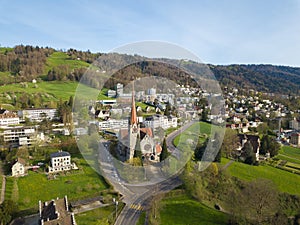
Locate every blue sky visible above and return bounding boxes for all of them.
[1,0,300,66]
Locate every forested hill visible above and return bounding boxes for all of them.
[0,45,299,95]
[209,64,300,95]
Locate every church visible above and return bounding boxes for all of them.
[118,86,160,161]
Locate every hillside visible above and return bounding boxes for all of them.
[0,45,300,96]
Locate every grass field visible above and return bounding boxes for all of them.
[76,202,124,225]
[279,145,300,161]
[76,205,114,225]
[158,194,228,225]
[0,81,112,109]
[44,52,90,73]
[0,47,13,54]
[173,122,212,146]
[225,160,300,195]
[5,158,109,210]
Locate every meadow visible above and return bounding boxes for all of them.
[225,159,300,195]
[0,81,113,109]
[44,51,90,73]
[158,194,228,225]
[76,202,124,225]
[173,121,212,147]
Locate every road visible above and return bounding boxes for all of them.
[114,176,182,225]
[97,120,196,225]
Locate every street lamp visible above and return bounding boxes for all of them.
[113,198,118,219]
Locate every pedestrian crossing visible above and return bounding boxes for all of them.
[130,203,143,211]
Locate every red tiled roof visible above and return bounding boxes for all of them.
[140,127,153,138]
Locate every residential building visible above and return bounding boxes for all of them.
[290,118,300,130]
[0,111,20,127]
[97,119,128,130]
[237,134,260,161]
[1,126,36,146]
[116,83,123,96]
[107,89,116,98]
[19,108,57,122]
[48,151,76,173]
[290,133,300,147]
[39,196,76,225]
[11,158,26,177]
[95,110,110,120]
[144,114,177,130]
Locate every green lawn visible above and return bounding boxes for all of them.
[159,194,228,225]
[0,47,13,54]
[76,205,114,225]
[5,158,109,210]
[76,202,124,225]
[0,81,111,108]
[226,160,300,195]
[173,122,212,147]
[137,211,146,225]
[279,145,300,161]
[4,177,14,200]
[45,52,90,73]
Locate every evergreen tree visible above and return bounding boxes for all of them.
[260,135,280,157]
[194,139,208,161]
[201,105,208,122]
[243,141,256,165]
[260,135,270,155]
[160,138,169,162]
[164,102,172,116]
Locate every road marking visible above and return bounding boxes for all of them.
[130,204,143,211]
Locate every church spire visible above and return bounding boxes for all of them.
[130,81,138,125]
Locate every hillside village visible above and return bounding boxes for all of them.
[0,79,299,224]
[0,48,299,225]
[0,80,299,174]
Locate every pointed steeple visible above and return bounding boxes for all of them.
[130,81,138,125]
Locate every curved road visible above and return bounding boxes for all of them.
[97,120,196,225]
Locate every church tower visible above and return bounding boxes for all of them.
[128,83,139,160]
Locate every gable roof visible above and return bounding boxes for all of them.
[50,151,70,158]
[41,197,75,225]
[140,127,153,139]
[238,134,260,153]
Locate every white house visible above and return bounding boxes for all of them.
[0,112,20,127]
[97,119,128,130]
[48,151,77,173]
[19,108,57,122]
[1,126,36,146]
[12,158,26,177]
[144,115,177,130]
[95,110,110,120]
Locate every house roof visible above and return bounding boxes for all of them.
[140,127,153,138]
[41,197,74,225]
[0,112,18,119]
[50,151,70,158]
[17,157,26,165]
[239,134,260,152]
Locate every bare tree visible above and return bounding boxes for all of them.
[229,179,279,224]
